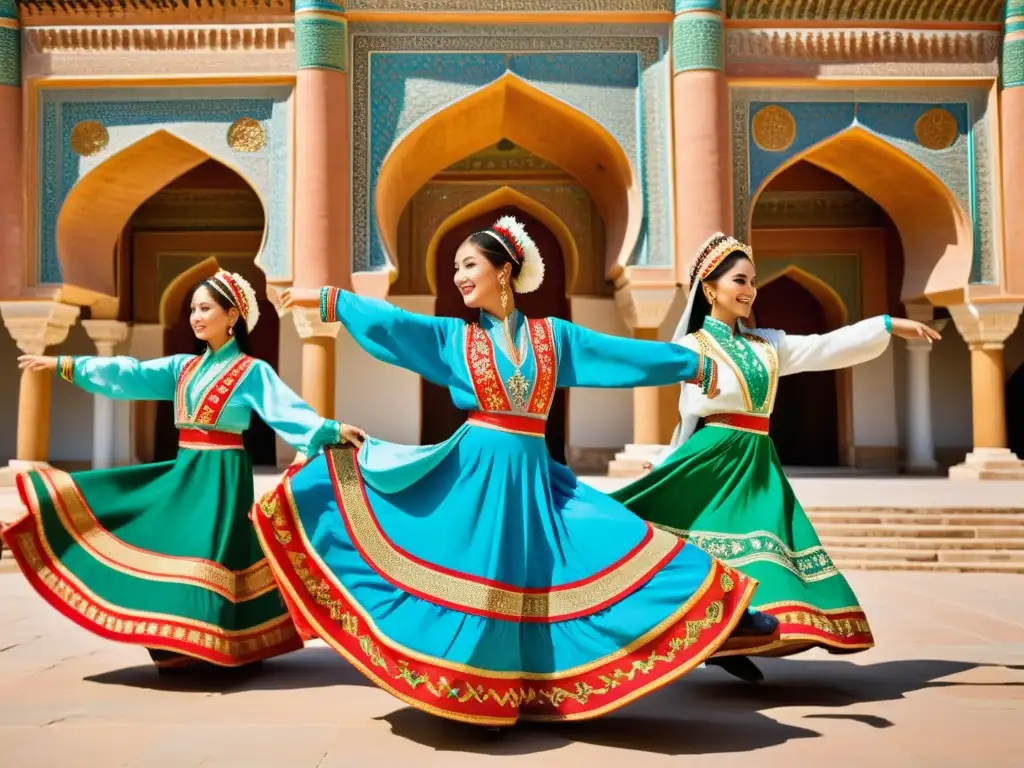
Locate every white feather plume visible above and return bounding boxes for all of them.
[492,215,545,294]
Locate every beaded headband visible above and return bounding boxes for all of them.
[689,232,754,286]
[207,270,261,332]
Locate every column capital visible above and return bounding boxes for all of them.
[82,319,130,356]
[292,307,342,340]
[1003,0,1024,88]
[0,0,20,88]
[613,283,680,332]
[672,1,723,75]
[949,302,1023,350]
[295,0,347,73]
[0,301,81,355]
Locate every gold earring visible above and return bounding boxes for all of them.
[499,277,509,311]
[228,325,235,336]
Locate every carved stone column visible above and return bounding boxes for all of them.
[0,1,24,299]
[82,320,130,470]
[0,302,81,484]
[608,284,681,477]
[292,308,341,422]
[293,0,349,420]
[948,302,1024,479]
[671,0,731,269]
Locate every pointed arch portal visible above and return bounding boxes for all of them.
[375,74,641,282]
[56,130,267,301]
[749,126,972,304]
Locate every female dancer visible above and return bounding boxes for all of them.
[254,216,779,727]
[4,270,365,672]
[613,232,941,682]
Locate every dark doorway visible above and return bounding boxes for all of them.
[753,275,839,466]
[1008,364,1024,460]
[423,205,570,464]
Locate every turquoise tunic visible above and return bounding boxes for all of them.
[3,340,341,667]
[253,288,760,726]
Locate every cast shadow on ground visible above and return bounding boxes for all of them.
[376,657,1023,756]
[84,645,376,693]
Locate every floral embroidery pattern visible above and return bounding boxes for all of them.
[653,526,839,583]
[527,318,556,415]
[466,323,513,412]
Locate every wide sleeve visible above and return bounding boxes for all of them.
[240,361,342,456]
[761,315,893,376]
[320,287,458,387]
[56,354,187,401]
[552,318,717,394]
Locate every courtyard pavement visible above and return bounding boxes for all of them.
[0,570,1022,767]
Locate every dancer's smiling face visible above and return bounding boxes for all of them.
[453,239,513,311]
[190,284,239,347]
[704,253,757,322]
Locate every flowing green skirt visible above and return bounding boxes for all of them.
[1,449,301,667]
[612,425,873,658]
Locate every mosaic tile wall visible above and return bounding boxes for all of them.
[731,88,994,283]
[351,24,672,274]
[38,86,293,284]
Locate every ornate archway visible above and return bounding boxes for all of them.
[56,130,268,303]
[376,73,640,284]
[749,126,972,305]
[424,186,580,295]
[754,267,851,467]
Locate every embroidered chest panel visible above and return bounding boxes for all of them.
[175,354,255,427]
[465,318,556,417]
[694,329,778,414]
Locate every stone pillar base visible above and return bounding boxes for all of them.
[948,448,1024,480]
[0,460,49,488]
[608,443,667,478]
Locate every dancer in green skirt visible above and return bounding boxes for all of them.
[612,233,941,682]
[3,270,366,673]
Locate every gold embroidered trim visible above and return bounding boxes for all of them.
[326,446,680,621]
[743,332,780,413]
[31,469,276,603]
[266,480,753,684]
[694,330,753,411]
[10,528,297,661]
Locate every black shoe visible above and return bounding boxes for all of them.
[733,609,779,637]
[706,656,764,683]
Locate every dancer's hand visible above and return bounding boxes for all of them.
[890,318,942,344]
[279,287,321,310]
[340,423,367,448]
[18,355,58,373]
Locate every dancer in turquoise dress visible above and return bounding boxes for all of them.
[254,216,779,726]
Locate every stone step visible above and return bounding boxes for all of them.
[813,524,1024,540]
[806,510,1024,526]
[818,535,1024,550]
[827,546,1024,563]
[831,559,1024,574]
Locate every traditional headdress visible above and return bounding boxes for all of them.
[477,215,545,294]
[207,270,261,332]
[670,232,753,344]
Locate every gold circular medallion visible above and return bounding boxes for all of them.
[752,105,796,152]
[914,108,958,151]
[69,120,109,157]
[227,117,266,153]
